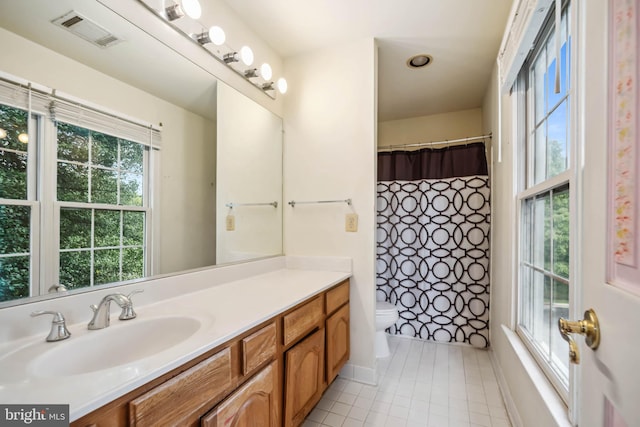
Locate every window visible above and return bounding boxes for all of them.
[57,123,147,289]
[516,3,572,396]
[0,104,33,302]
[0,76,159,303]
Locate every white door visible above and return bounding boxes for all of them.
[573,1,640,426]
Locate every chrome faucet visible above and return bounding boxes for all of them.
[88,290,143,330]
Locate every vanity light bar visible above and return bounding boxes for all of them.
[137,0,287,99]
[244,68,259,78]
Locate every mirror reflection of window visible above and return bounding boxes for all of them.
[0,78,159,303]
[57,123,148,290]
[0,104,31,302]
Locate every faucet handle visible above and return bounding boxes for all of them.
[127,289,144,299]
[48,284,68,293]
[120,289,143,320]
[31,310,71,342]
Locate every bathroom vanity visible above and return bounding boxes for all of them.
[0,259,350,427]
[75,279,350,427]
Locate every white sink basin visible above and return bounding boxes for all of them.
[0,315,205,383]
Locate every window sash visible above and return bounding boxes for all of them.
[0,200,39,301]
[516,0,573,403]
[55,122,149,207]
[56,204,148,289]
[53,121,151,291]
[525,7,571,189]
[518,181,571,393]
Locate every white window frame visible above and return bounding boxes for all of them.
[514,0,578,404]
[0,104,41,300]
[51,122,151,289]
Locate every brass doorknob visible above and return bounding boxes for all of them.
[558,308,600,364]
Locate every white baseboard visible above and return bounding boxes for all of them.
[489,348,524,427]
[338,362,377,385]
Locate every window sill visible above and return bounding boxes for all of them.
[501,324,573,427]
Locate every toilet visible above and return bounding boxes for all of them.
[375,301,399,358]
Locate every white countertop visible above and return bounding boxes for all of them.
[0,267,350,421]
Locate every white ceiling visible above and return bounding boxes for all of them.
[220,0,513,121]
[0,0,513,123]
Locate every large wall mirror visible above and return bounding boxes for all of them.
[0,0,283,307]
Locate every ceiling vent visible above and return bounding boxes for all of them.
[52,11,122,48]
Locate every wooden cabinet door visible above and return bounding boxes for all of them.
[202,361,279,427]
[326,303,350,383]
[283,328,325,427]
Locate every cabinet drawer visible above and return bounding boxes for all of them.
[242,322,277,375]
[283,295,323,347]
[129,347,233,426]
[325,280,349,314]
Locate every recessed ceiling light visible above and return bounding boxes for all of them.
[407,54,433,69]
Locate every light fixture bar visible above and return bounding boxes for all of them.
[165,4,184,21]
[223,52,239,64]
[194,26,226,45]
[244,68,258,78]
[137,0,283,100]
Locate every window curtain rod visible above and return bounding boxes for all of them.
[377,134,492,152]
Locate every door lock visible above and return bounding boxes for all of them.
[558,308,600,364]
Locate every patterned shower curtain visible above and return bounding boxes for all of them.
[376,142,491,348]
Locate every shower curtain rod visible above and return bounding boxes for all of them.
[377,133,492,152]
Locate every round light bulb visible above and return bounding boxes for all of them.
[277,77,288,94]
[18,132,29,144]
[260,63,273,81]
[0,128,6,139]
[239,46,254,66]
[181,0,201,19]
[209,26,225,45]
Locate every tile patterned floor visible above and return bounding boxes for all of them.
[303,336,512,427]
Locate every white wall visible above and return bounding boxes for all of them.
[283,39,378,382]
[483,61,564,427]
[378,108,484,148]
[0,27,217,278]
[216,82,283,263]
